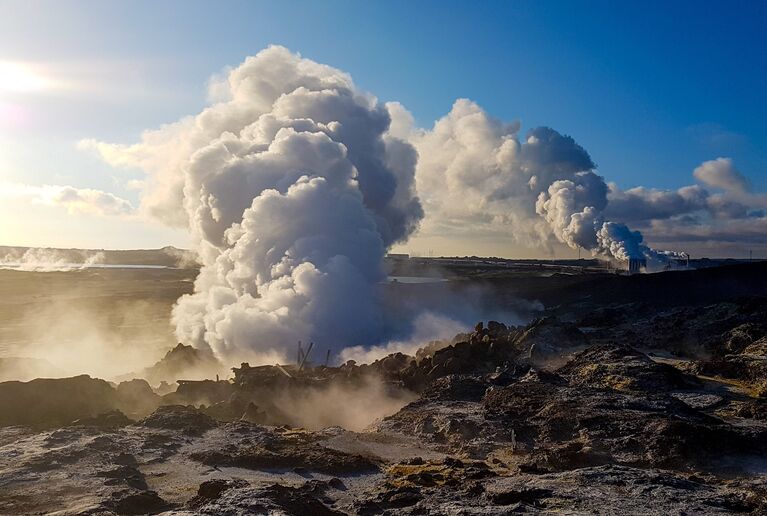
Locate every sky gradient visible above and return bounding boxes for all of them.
[0,0,765,257]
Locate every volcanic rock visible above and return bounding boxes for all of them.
[116,379,161,417]
[187,478,250,508]
[557,344,701,392]
[483,370,763,471]
[514,317,588,367]
[132,343,223,386]
[0,375,118,428]
[190,422,377,475]
[71,409,134,429]
[100,489,174,515]
[138,405,218,436]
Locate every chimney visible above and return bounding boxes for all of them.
[627,257,646,274]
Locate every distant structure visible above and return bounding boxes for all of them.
[627,257,647,274]
[386,253,409,261]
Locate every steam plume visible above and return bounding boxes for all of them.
[86,46,422,363]
[0,247,105,272]
[397,99,677,262]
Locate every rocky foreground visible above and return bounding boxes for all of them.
[2,266,767,514]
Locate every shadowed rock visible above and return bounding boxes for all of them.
[0,375,118,428]
[138,405,218,436]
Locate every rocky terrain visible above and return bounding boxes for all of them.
[1,262,766,514]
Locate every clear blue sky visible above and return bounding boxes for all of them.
[0,0,765,248]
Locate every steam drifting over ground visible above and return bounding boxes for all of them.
[0,247,105,272]
[83,46,767,366]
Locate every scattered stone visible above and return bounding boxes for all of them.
[187,478,249,508]
[138,405,218,435]
[101,490,174,515]
[71,409,134,429]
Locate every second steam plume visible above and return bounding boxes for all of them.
[86,46,691,364]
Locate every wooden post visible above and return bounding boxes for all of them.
[275,364,293,378]
[299,341,314,370]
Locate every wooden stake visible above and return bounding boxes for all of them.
[299,341,314,370]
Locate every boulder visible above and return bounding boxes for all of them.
[139,405,218,436]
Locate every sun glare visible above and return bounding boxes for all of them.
[0,62,50,93]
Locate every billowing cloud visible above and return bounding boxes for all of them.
[693,157,749,193]
[83,46,422,364]
[396,99,597,251]
[606,184,710,222]
[0,181,133,216]
[400,99,677,261]
[598,157,767,254]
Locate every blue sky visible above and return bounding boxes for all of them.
[0,0,765,252]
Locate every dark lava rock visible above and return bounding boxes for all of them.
[164,378,236,407]
[97,465,148,490]
[397,321,529,390]
[25,444,90,472]
[354,486,423,515]
[191,445,375,475]
[421,374,490,402]
[138,405,218,436]
[0,375,118,428]
[612,299,767,358]
[557,345,701,392]
[190,424,377,475]
[252,483,342,515]
[70,409,134,429]
[693,355,767,397]
[515,317,589,367]
[133,342,222,387]
[690,323,767,397]
[722,323,766,354]
[192,483,343,515]
[114,453,139,466]
[483,368,763,471]
[489,487,553,506]
[518,441,613,473]
[115,379,160,417]
[101,489,174,515]
[188,478,249,508]
[202,393,268,424]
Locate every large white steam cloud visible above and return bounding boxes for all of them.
[84,46,422,363]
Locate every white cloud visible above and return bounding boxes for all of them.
[693,157,749,193]
[0,181,133,216]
